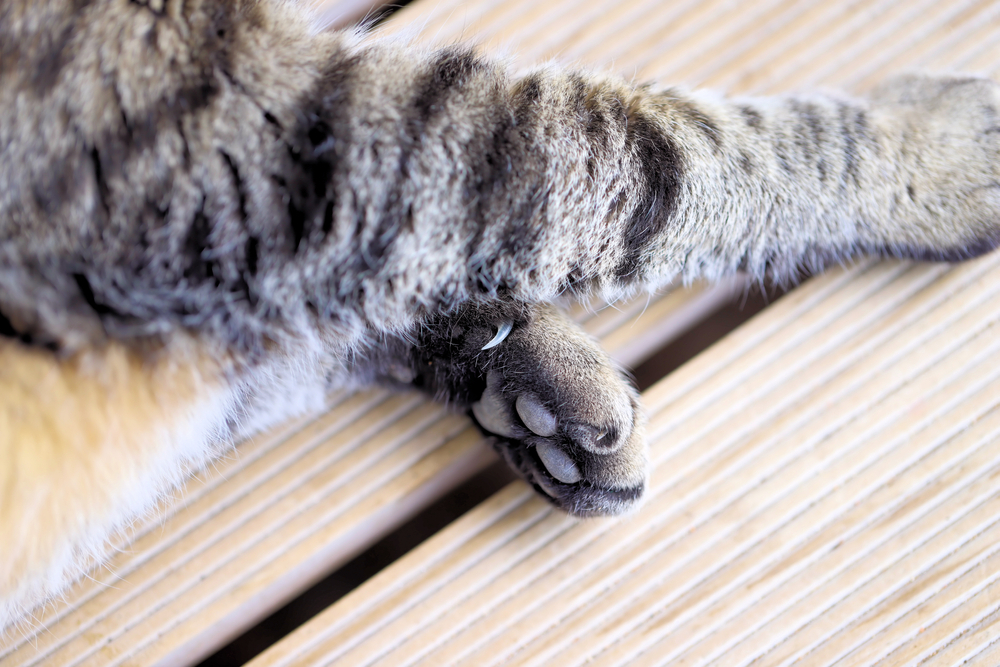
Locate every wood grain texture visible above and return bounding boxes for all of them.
[245,0,1000,664]
[4,0,1000,664]
[0,280,716,667]
[250,257,1000,667]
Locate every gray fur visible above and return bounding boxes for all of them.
[2,0,1000,520]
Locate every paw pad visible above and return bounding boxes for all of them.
[427,304,647,516]
[471,370,582,484]
[515,393,557,437]
[471,371,518,438]
[535,442,582,484]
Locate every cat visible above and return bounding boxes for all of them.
[1,0,998,632]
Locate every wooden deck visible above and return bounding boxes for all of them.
[3,0,1000,664]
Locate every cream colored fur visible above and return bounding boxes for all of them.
[0,336,236,629]
[3,0,1000,634]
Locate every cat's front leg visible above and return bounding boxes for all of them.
[367,303,646,516]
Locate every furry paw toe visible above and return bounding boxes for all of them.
[468,307,647,516]
[406,302,648,516]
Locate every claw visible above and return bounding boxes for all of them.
[481,320,513,350]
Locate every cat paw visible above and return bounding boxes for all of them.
[412,303,647,516]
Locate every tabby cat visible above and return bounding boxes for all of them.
[1,0,998,630]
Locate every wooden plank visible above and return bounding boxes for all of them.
[244,0,1000,663]
[249,256,1000,667]
[0,278,719,666]
[6,0,998,662]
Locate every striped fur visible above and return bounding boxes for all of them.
[2,0,999,631]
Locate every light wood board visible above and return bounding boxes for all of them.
[247,0,1000,664]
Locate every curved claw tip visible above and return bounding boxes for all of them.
[481,320,514,350]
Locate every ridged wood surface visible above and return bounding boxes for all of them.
[4,0,1000,664]
[247,0,1000,664]
[0,277,727,667]
[251,256,1000,667]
